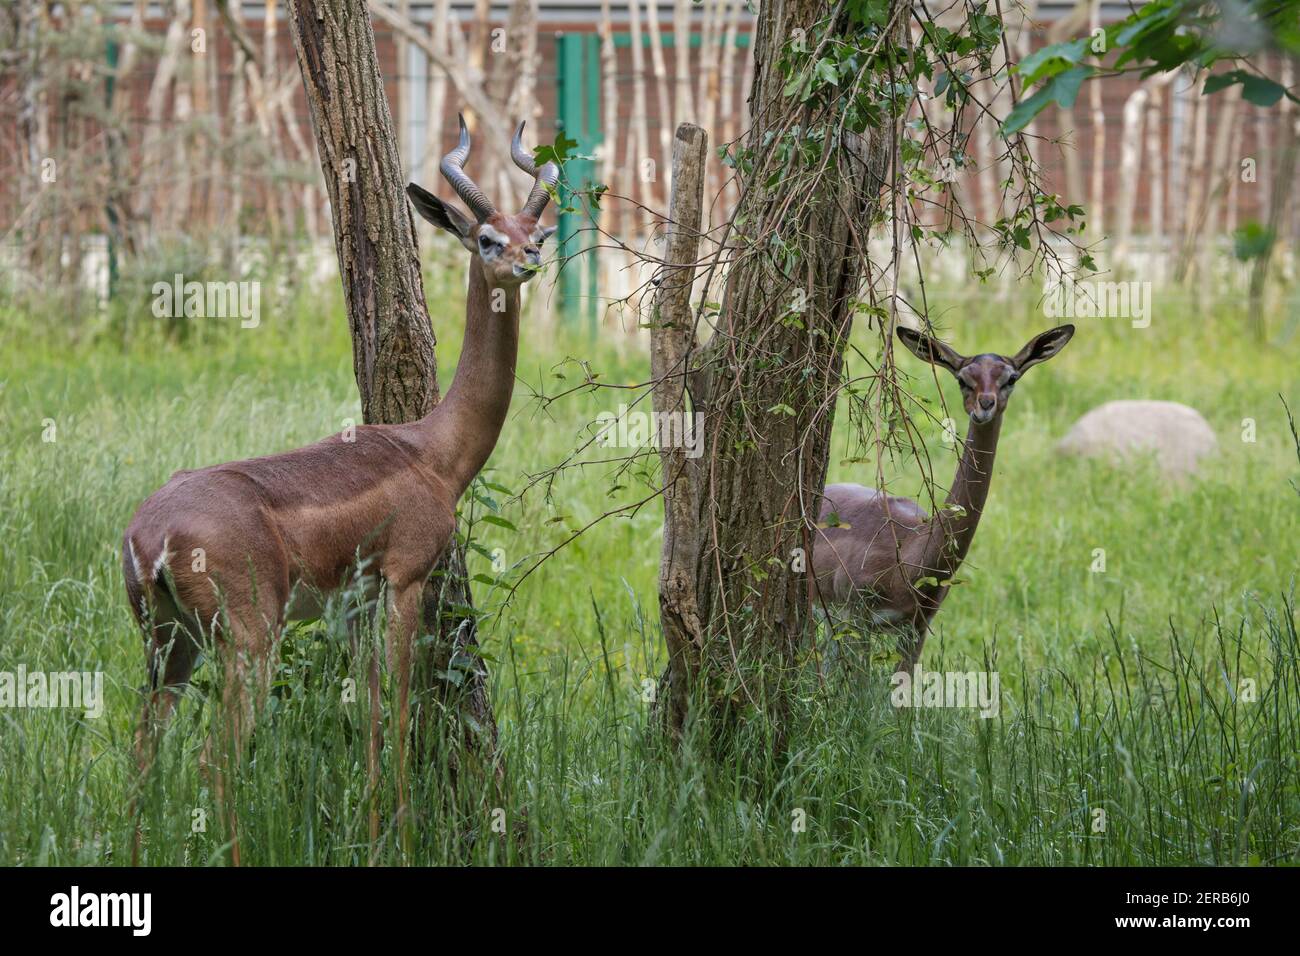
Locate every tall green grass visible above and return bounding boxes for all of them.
[0,275,1295,865]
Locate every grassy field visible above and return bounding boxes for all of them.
[0,270,1297,865]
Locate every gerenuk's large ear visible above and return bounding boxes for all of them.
[1011,324,1075,373]
[407,183,476,250]
[896,325,967,376]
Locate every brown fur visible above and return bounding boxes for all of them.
[126,164,553,863]
[812,325,1075,671]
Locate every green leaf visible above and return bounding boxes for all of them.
[819,511,850,530]
[1014,38,1090,85]
[1000,66,1092,136]
[478,514,517,532]
[914,575,962,590]
[533,131,579,166]
[1202,72,1238,95]
[1204,70,1286,107]
[782,73,809,100]
[1232,221,1274,260]
[1238,74,1284,107]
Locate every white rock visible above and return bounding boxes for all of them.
[1056,400,1218,478]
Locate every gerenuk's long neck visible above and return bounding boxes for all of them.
[918,414,1002,578]
[420,258,520,499]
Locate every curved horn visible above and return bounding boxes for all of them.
[511,121,560,220]
[440,113,496,221]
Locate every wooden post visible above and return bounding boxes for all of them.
[650,122,707,738]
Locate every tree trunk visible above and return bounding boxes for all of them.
[105,0,146,267]
[651,123,708,739]
[626,0,651,217]
[422,0,451,191]
[652,1,897,743]
[1112,82,1148,264]
[1145,79,1166,272]
[1086,0,1104,237]
[1173,77,1209,283]
[645,0,674,203]
[1046,0,1092,214]
[285,0,500,786]
[672,0,695,127]
[1249,106,1299,331]
[717,0,744,209]
[1114,73,1176,265]
[1195,84,1242,293]
[136,0,189,244]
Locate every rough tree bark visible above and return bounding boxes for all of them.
[651,1,897,742]
[651,123,707,739]
[285,0,500,780]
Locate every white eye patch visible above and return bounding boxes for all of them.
[530,225,558,245]
[477,225,510,259]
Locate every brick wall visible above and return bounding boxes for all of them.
[1,11,1291,245]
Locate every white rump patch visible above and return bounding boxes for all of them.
[127,539,146,583]
[152,537,172,579]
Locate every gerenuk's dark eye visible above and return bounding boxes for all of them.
[478,234,503,255]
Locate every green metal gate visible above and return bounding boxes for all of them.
[554,33,602,332]
[553,30,751,329]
